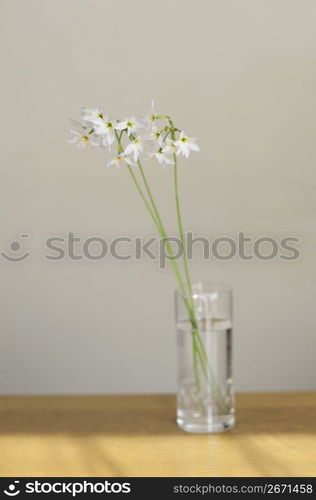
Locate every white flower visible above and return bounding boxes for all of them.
[124,135,149,162]
[115,116,144,135]
[162,138,177,154]
[147,136,174,165]
[106,153,134,168]
[149,125,164,147]
[154,150,174,166]
[142,100,159,128]
[68,120,99,149]
[92,116,115,149]
[81,108,104,123]
[174,132,200,159]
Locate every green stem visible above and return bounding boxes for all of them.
[115,130,187,297]
[192,334,201,393]
[173,152,193,301]
[126,165,159,227]
[167,119,193,303]
[136,149,205,398]
[136,160,189,296]
[129,170,205,403]
[115,127,228,413]
[134,165,209,405]
[194,336,228,413]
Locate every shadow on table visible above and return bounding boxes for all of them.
[1,394,315,476]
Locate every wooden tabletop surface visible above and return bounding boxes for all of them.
[0,392,315,477]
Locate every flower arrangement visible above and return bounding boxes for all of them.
[68,102,230,424]
[68,101,199,308]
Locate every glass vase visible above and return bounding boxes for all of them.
[175,282,235,433]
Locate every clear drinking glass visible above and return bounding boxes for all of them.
[175,282,235,433]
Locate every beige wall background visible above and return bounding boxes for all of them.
[0,0,315,394]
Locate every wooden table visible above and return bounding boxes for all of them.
[0,393,315,477]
